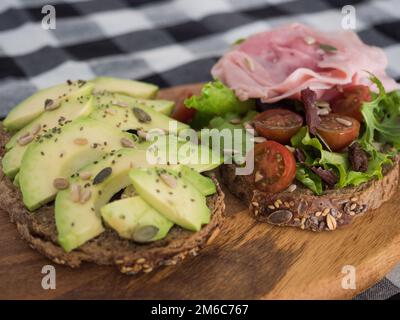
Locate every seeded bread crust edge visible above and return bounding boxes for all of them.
[220,159,399,231]
[0,125,225,274]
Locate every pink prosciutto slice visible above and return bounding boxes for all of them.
[211,23,399,103]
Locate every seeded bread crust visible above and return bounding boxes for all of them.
[220,160,399,231]
[0,124,225,274]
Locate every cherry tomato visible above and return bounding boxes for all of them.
[171,90,196,123]
[330,85,371,122]
[316,113,360,151]
[253,140,296,193]
[252,108,303,144]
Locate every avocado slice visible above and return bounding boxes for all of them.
[6,82,94,150]
[93,90,174,115]
[3,77,158,133]
[54,140,215,251]
[177,165,216,196]
[19,118,135,211]
[3,80,88,132]
[130,167,211,232]
[2,84,95,178]
[55,148,150,251]
[90,96,188,134]
[148,135,223,172]
[92,77,158,98]
[101,196,173,242]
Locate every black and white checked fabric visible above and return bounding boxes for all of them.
[0,0,400,300]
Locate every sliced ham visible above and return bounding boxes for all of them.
[211,23,399,103]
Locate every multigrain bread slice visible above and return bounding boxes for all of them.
[0,124,225,274]
[220,160,399,232]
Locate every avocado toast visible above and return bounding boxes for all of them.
[0,77,225,274]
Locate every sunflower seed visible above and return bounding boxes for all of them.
[79,189,91,204]
[304,35,316,45]
[120,137,135,148]
[322,208,330,216]
[253,136,267,143]
[136,258,146,264]
[17,133,34,146]
[316,100,330,108]
[74,138,88,145]
[70,184,81,203]
[244,56,255,71]
[285,145,295,153]
[31,123,42,136]
[160,173,177,188]
[132,107,151,123]
[132,225,159,243]
[315,211,322,217]
[267,210,293,225]
[268,205,275,210]
[105,108,116,115]
[229,118,241,125]
[317,108,330,116]
[350,203,357,211]
[255,171,263,182]
[287,184,297,192]
[93,167,112,185]
[53,177,69,190]
[111,100,129,108]
[137,130,148,140]
[326,214,337,230]
[335,117,352,127]
[79,171,92,180]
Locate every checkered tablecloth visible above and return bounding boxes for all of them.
[0,0,399,300]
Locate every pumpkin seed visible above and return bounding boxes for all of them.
[132,225,159,243]
[267,210,293,225]
[132,107,151,123]
[93,167,112,185]
[44,99,61,111]
[53,177,69,190]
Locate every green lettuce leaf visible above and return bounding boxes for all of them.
[295,165,323,195]
[185,80,255,129]
[359,76,400,150]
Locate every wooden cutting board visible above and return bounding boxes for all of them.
[1,84,400,300]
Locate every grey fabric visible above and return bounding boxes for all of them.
[0,0,399,299]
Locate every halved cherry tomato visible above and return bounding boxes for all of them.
[316,113,360,151]
[171,90,196,123]
[330,85,371,122]
[252,108,303,144]
[253,140,296,193]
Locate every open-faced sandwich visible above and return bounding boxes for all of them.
[0,77,224,274]
[181,23,400,232]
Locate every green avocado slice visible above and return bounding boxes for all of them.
[19,118,135,211]
[2,83,95,178]
[101,196,174,242]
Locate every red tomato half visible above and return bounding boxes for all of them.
[316,113,360,151]
[171,90,196,123]
[330,85,371,122]
[253,141,296,193]
[252,108,303,144]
